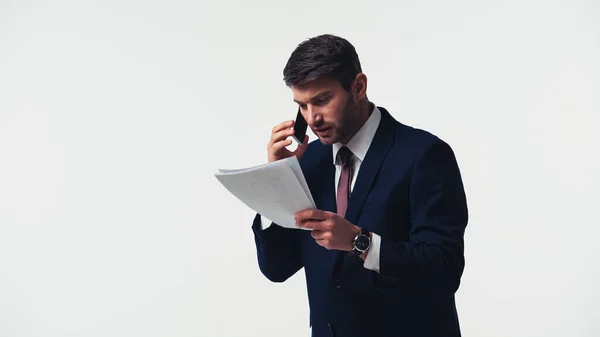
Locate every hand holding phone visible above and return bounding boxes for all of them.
[267,108,309,163]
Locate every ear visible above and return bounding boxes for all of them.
[352,73,368,101]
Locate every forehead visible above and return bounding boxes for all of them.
[291,77,343,102]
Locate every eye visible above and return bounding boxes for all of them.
[315,97,330,106]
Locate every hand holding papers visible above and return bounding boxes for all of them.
[214,156,316,230]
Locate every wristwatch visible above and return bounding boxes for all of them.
[351,227,371,256]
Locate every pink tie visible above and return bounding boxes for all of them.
[336,146,353,217]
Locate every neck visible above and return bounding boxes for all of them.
[362,100,374,118]
[355,99,372,129]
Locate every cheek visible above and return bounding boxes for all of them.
[325,102,345,124]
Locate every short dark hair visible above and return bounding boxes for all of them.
[283,34,362,92]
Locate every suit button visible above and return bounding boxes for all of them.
[327,323,333,331]
[335,284,341,289]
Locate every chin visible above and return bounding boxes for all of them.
[317,135,338,145]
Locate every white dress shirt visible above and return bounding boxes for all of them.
[259,105,382,273]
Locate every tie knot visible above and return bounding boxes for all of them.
[337,146,353,166]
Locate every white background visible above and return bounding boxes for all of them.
[1,0,599,336]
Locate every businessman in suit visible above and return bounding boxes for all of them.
[251,34,468,337]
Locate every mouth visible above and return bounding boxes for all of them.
[314,127,331,135]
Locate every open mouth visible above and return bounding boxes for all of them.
[315,127,331,135]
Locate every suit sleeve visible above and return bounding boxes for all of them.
[377,140,468,298]
[252,214,304,283]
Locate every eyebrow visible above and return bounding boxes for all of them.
[294,90,333,105]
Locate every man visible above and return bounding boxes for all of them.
[251,34,468,337]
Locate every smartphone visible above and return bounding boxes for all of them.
[292,107,308,144]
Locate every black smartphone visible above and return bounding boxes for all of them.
[292,107,308,144]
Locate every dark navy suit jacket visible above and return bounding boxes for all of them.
[252,106,468,337]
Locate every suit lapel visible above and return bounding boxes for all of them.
[344,107,395,225]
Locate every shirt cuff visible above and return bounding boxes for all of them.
[363,232,381,273]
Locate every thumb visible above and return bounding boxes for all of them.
[299,135,309,150]
[294,135,309,156]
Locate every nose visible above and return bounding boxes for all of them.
[306,106,322,126]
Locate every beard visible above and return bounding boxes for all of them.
[331,95,361,145]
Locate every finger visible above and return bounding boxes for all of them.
[271,128,295,141]
[295,209,328,221]
[294,135,310,155]
[271,120,294,134]
[296,219,327,230]
[296,219,314,229]
[269,129,295,147]
[271,139,293,154]
[311,229,325,240]
[268,129,293,146]
[315,238,333,250]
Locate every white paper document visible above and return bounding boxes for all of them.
[214,156,316,229]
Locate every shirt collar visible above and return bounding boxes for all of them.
[332,104,381,164]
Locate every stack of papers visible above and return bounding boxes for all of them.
[214,156,316,229]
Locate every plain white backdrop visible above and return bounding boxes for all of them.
[1,0,599,336]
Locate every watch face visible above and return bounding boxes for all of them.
[355,234,370,251]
